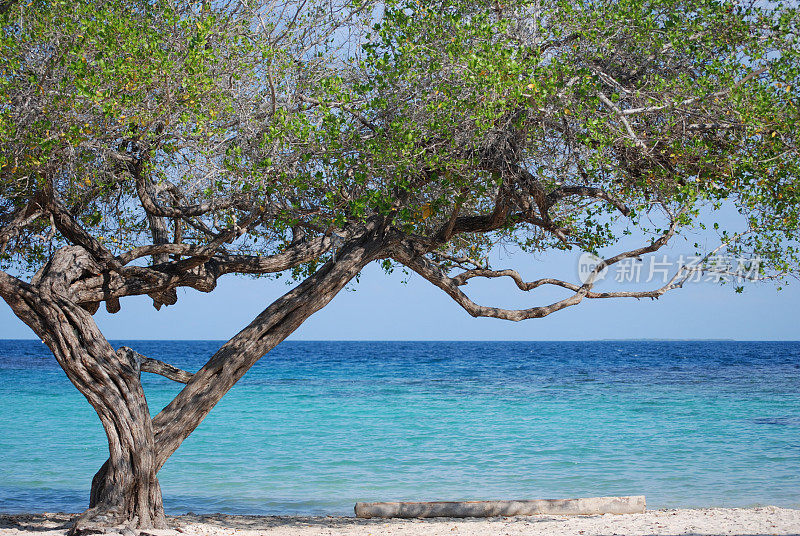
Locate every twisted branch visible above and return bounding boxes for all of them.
[391,213,682,321]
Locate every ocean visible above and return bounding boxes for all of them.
[0,340,798,516]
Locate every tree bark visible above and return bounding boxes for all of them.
[151,227,385,468]
[0,225,386,532]
[0,249,167,534]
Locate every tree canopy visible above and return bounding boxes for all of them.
[0,0,798,532]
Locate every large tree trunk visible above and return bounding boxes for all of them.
[0,248,167,534]
[90,228,383,512]
[0,226,385,532]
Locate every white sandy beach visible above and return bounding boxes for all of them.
[2,507,800,536]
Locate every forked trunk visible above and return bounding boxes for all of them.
[0,229,385,533]
[0,249,167,534]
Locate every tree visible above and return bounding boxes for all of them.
[0,0,797,532]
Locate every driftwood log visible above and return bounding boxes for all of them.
[354,495,646,518]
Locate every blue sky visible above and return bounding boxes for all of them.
[2,235,798,340]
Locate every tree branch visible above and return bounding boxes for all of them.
[38,189,121,270]
[213,235,332,275]
[391,213,681,321]
[117,347,193,384]
[297,94,377,132]
[0,203,42,257]
[545,185,630,216]
[453,265,696,299]
[620,66,767,116]
[72,233,334,305]
[597,91,648,151]
[133,171,247,219]
[0,269,50,336]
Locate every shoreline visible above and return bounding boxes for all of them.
[3,507,800,536]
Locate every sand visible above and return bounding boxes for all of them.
[2,507,800,536]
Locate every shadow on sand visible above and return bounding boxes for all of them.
[3,512,799,536]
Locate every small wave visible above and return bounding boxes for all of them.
[751,416,800,426]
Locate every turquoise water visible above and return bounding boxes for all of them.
[1,340,799,515]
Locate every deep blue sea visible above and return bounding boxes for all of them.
[1,340,799,515]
